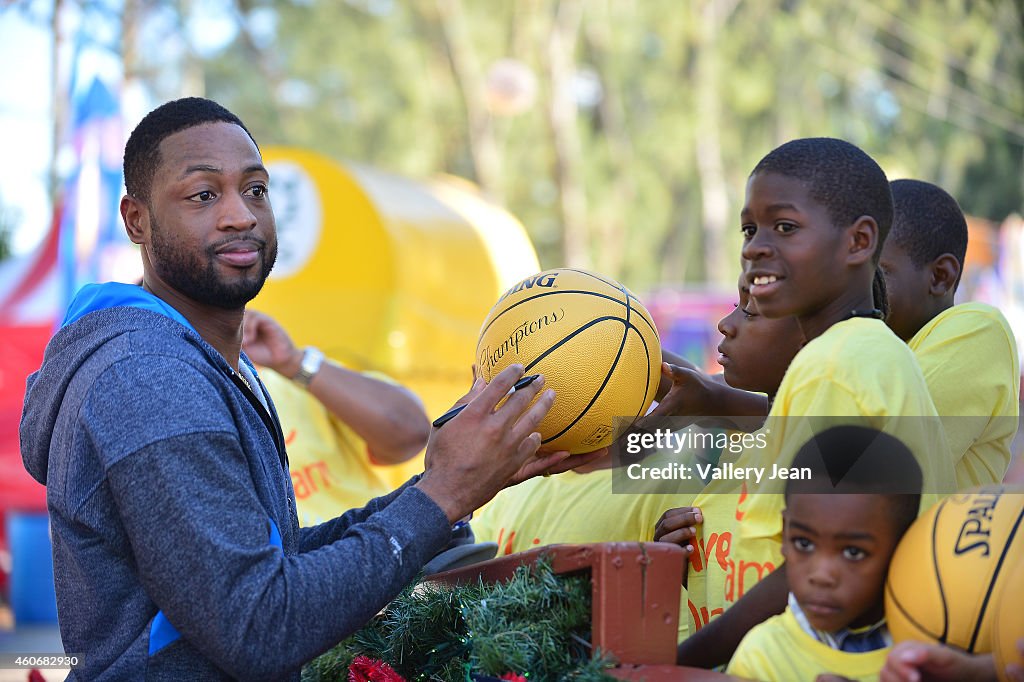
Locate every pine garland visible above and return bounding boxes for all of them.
[302,559,616,682]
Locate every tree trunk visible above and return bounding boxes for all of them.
[545,0,588,268]
[434,0,504,203]
[693,0,736,285]
[584,1,635,280]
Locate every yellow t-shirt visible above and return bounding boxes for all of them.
[473,467,691,551]
[682,319,959,634]
[908,302,1020,488]
[685,441,783,636]
[740,317,956,543]
[726,608,889,681]
[472,466,694,640]
[259,370,394,526]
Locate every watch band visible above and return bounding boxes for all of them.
[293,346,324,388]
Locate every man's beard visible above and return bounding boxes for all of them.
[149,219,278,310]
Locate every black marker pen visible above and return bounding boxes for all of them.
[431,374,541,429]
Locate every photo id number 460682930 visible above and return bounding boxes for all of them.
[1,653,82,669]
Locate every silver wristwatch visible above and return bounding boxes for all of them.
[293,346,324,388]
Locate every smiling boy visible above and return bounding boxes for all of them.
[727,426,922,681]
[675,137,956,668]
[736,138,954,528]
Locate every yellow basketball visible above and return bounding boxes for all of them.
[884,486,1024,653]
[475,268,661,454]
[993,560,1024,682]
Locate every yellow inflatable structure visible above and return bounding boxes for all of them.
[252,147,541,484]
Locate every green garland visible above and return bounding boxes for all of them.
[302,559,617,682]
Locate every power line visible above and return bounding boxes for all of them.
[859,0,1022,100]
[871,35,1024,139]
[805,10,1024,142]
[812,36,1024,144]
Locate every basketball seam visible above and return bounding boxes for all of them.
[563,268,625,292]
[627,322,656,425]
[480,289,658,339]
[479,289,622,338]
[933,499,951,644]
[516,312,655,442]
[886,578,940,641]
[540,309,631,444]
[561,269,659,336]
[966,499,1024,653]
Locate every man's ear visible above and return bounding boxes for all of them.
[929,254,961,297]
[121,195,148,245]
[847,215,879,266]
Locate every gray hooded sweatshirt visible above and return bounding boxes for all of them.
[20,283,451,680]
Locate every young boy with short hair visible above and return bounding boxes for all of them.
[880,179,1020,487]
[727,426,922,681]
[674,137,957,668]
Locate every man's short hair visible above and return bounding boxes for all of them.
[752,138,893,264]
[890,179,968,275]
[123,97,256,203]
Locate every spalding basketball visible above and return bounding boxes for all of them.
[992,560,1024,682]
[475,268,661,454]
[885,486,1024,653]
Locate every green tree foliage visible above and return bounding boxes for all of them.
[301,559,613,681]
[0,192,19,262]
[128,0,1023,290]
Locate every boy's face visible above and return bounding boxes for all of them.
[879,239,933,342]
[782,493,902,633]
[716,277,803,395]
[741,172,852,327]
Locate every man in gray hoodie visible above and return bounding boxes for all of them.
[20,97,578,680]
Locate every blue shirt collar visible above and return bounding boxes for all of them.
[62,282,196,332]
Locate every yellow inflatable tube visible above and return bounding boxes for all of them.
[253,147,540,485]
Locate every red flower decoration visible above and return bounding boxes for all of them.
[348,655,406,682]
[499,674,528,682]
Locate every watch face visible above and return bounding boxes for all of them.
[296,347,324,386]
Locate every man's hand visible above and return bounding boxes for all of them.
[509,448,608,485]
[415,365,558,523]
[653,505,702,586]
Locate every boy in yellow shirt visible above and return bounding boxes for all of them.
[670,137,955,668]
[879,179,1019,487]
[727,426,922,682]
